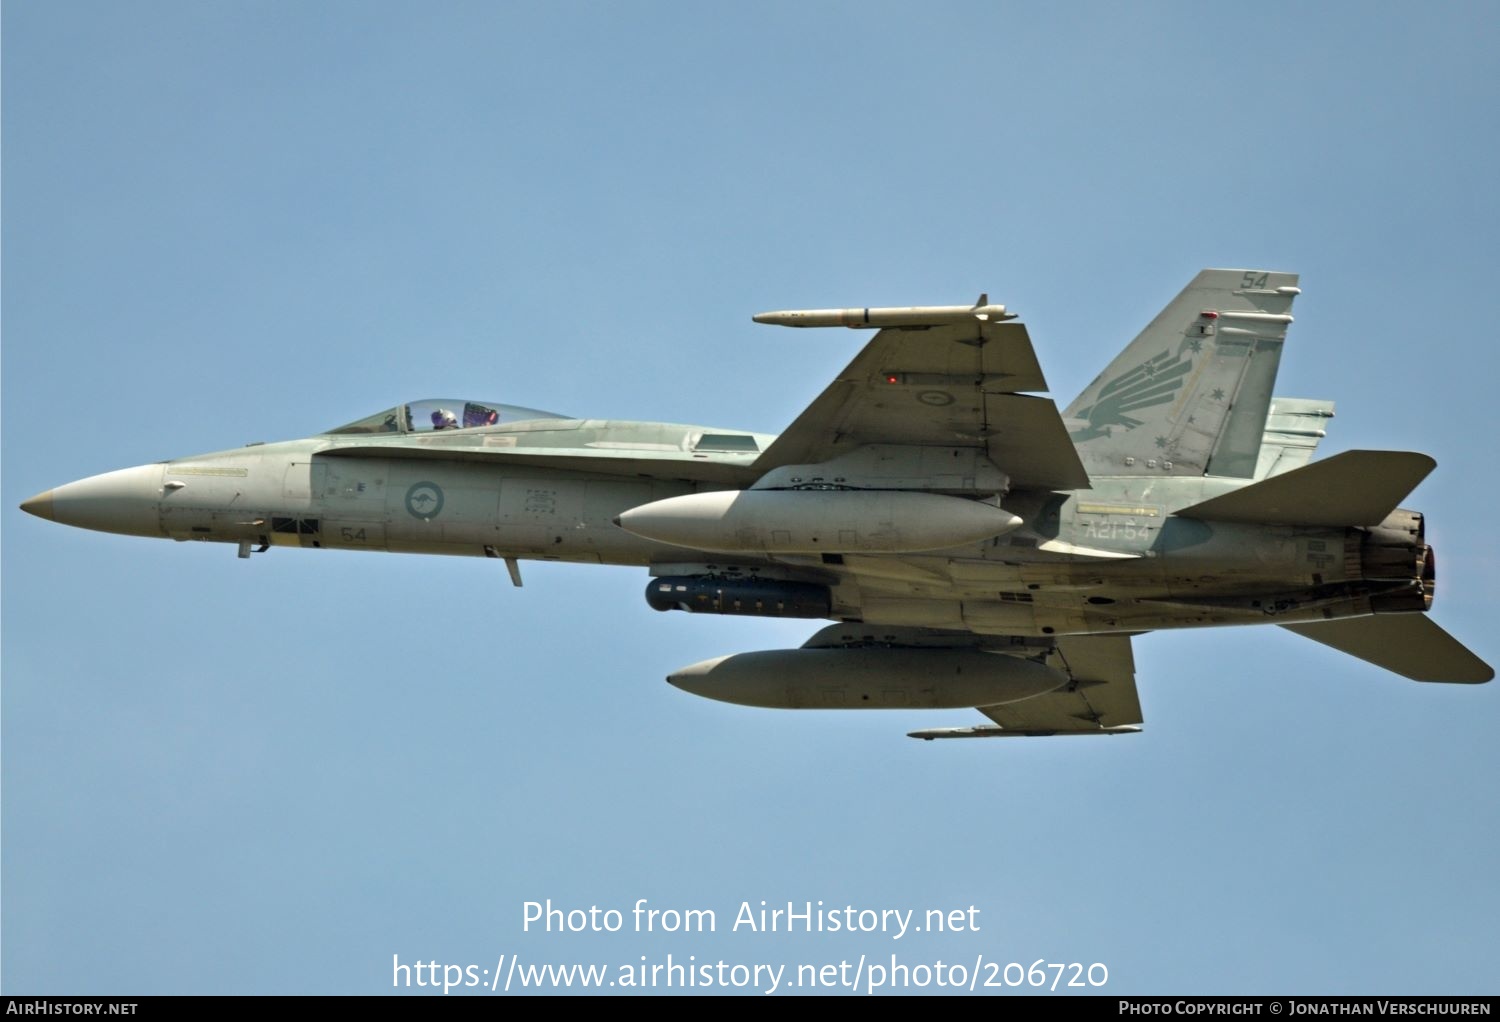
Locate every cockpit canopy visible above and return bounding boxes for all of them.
[325,399,570,435]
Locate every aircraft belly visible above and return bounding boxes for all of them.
[859,597,965,628]
[159,509,268,543]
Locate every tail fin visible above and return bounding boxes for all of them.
[1064,269,1299,477]
[1255,397,1335,478]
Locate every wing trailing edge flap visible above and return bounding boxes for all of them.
[906,634,1145,739]
[1282,615,1493,683]
[1174,450,1435,527]
[983,393,1093,491]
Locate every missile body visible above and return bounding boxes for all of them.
[616,489,1021,555]
[752,302,1014,328]
[906,724,1142,739]
[667,648,1067,709]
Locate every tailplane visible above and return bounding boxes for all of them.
[1283,616,1493,683]
[1065,269,1299,477]
[1175,450,1435,528]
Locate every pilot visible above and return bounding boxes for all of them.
[430,409,459,430]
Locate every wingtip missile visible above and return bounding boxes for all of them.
[907,725,1143,740]
[752,300,1016,328]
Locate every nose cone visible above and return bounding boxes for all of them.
[20,464,166,537]
[20,490,56,521]
[665,655,733,700]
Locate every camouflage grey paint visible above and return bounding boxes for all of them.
[21,270,1491,739]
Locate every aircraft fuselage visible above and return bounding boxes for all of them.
[22,271,1490,732]
[22,420,1429,641]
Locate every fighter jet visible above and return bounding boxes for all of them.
[20,269,1492,739]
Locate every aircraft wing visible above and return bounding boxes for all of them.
[752,320,1091,491]
[791,627,1141,739]
[906,634,1143,738]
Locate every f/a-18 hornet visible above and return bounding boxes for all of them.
[22,269,1492,739]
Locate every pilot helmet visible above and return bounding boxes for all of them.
[431,409,458,429]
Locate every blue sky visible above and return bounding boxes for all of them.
[4,1,1497,996]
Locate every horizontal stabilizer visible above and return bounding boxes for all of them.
[1176,450,1435,527]
[1282,615,1493,683]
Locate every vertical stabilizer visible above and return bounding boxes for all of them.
[1255,397,1335,478]
[1064,269,1299,477]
